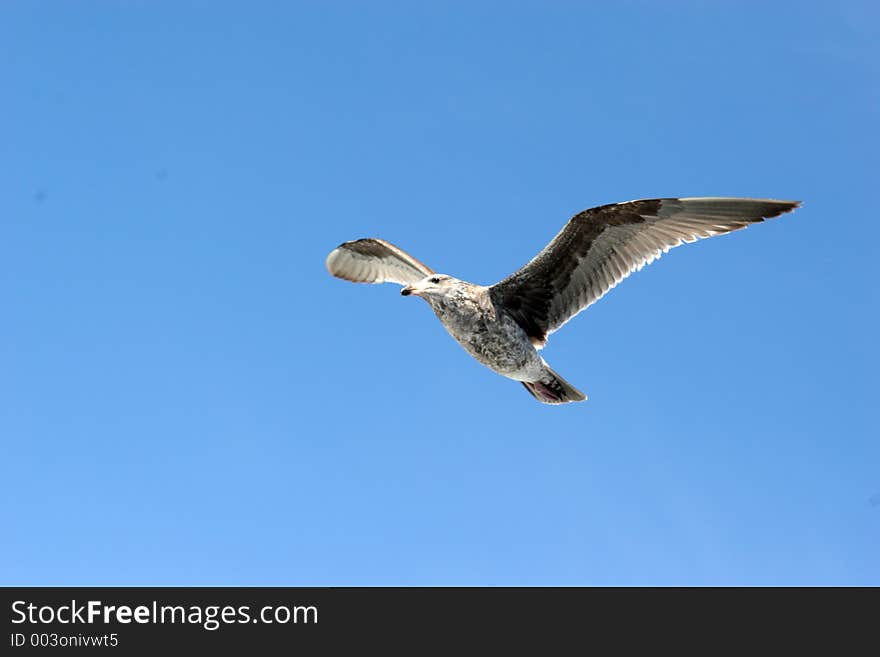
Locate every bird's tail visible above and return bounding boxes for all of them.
[521,366,587,405]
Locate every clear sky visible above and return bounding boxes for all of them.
[2,1,878,586]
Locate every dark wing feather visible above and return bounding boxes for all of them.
[490,197,800,346]
[326,238,434,286]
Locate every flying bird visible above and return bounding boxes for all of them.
[326,197,800,404]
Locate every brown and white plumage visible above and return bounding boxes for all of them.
[490,197,801,347]
[325,238,434,285]
[326,197,800,404]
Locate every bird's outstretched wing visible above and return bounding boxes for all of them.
[490,197,801,347]
[326,238,435,285]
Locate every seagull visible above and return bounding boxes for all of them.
[326,197,800,404]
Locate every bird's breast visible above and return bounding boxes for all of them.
[432,303,540,378]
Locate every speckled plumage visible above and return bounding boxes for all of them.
[422,280,544,381]
[326,196,801,404]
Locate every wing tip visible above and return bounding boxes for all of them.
[762,199,802,219]
[326,244,374,282]
[325,246,344,277]
[671,197,802,221]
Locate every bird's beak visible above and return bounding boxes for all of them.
[401,285,419,297]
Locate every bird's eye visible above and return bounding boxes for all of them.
[429,276,441,284]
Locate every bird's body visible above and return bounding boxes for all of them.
[418,280,583,403]
[419,281,543,380]
[326,197,801,404]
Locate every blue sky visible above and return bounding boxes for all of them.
[2,1,877,585]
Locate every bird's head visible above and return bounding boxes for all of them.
[400,274,459,300]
